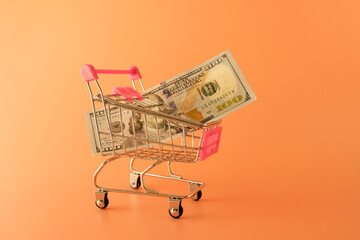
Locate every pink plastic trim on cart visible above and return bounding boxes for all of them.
[199,126,222,161]
[80,64,142,82]
[112,87,143,102]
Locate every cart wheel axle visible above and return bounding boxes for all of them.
[190,190,202,201]
[168,198,183,219]
[130,173,141,189]
[95,191,109,209]
[169,205,183,219]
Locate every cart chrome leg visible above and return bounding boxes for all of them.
[167,161,182,179]
[93,156,120,209]
[93,156,120,190]
[140,160,163,193]
[129,157,136,172]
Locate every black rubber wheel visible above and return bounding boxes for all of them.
[191,190,202,201]
[95,192,109,209]
[130,177,141,189]
[168,203,183,219]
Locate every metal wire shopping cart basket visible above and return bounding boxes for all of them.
[81,64,222,218]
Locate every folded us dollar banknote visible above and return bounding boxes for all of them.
[85,106,185,156]
[86,50,255,155]
[142,49,256,123]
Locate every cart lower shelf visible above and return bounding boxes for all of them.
[93,156,205,219]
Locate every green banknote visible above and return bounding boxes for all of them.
[142,50,256,123]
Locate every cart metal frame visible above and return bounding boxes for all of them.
[81,64,222,218]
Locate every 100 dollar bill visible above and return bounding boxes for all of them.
[85,107,183,156]
[142,50,256,123]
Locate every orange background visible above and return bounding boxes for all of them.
[1,0,359,239]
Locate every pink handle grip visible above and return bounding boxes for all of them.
[80,64,142,82]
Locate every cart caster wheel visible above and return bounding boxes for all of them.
[95,192,109,209]
[190,190,202,201]
[169,205,183,219]
[130,173,141,189]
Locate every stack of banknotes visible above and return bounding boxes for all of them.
[86,50,256,155]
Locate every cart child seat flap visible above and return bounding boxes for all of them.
[199,126,222,161]
[112,87,144,102]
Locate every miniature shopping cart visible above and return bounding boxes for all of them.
[81,64,222,218]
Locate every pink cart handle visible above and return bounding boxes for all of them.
[80,64,142,82]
